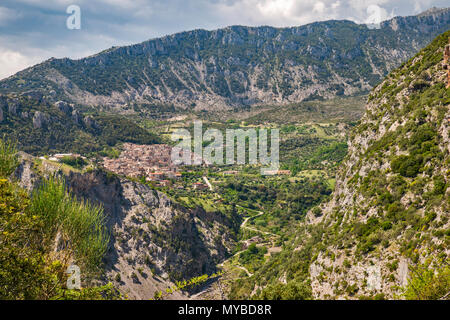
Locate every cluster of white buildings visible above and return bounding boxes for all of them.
[102,143,182,181]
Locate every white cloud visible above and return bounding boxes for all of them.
[365,4,392,24]
[213,0,329,27]
[331,1,341,10]
[313,2,326,14]
[258,0,297,17]
[0,49,35,80]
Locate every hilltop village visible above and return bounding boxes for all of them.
[100,142,293,181]
[102,143,183,184]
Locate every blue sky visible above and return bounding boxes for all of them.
[0,0,448,79]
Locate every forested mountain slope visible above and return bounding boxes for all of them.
[0,94,159,155]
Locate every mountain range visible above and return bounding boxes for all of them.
[0,8,449,113]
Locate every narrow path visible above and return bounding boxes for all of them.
[218,257,253,277]
[242,225,275,236]
[236,205,277,236]
[235,265,253,277]
[203,176,213,191]
[215,207,266,277]
[239,211,263,229]
[192,206,273,299]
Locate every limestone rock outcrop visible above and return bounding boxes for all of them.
[32,111,49,129]
[54,100,72,114]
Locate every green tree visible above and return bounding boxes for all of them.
[0,137,18,177]
[403,257,450,300]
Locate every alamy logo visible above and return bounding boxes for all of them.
[366,5,383,26]
[364,5,395,29]
[66,264,81,289]
[66,5,81,30]
[171,121,279,175]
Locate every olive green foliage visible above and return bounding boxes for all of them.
[0,138,111,299]
[257,281,312,300]
[60,156,88,169]
[245,96,366,125]
[153,271,224,300]
[403,257,450,300]
[390,123,439,178]
[0,178,61,299]
[0,95,160,156]
[94,114,160,147]
[30,176,109,271]
[239,243,267,271]
[52,282,122,300]
[0,137,18,176]
[219,176,332,228]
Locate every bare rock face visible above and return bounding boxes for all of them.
[13,152,43,191]
[32,111,49,129]
[8,100,19,116]
[54,100,72,114]
[83,115,97,129]
[444,37,450,88]
[65,169,236,299]
[0,96,6,122]
[72,110,81,125]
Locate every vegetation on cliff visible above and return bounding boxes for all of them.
[0,138,118,299]
[0,94,160,155]
[227,30,450,300]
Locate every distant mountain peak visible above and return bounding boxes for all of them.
[1,9,449,113]
[417,6,449,17]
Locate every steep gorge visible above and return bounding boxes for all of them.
[13,153,239,299]
[227,30,449,301]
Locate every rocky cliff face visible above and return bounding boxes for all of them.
[306,31,450,299]
[14,154,238,299]
[1,9,449,112]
